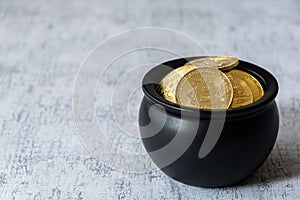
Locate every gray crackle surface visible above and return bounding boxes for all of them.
[0,0,300,199]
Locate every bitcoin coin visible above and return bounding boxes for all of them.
[159,64,196,103]
[225,73,253,108]
[226,69,264,102]
[185,56,239,71]
[176,68,233,109]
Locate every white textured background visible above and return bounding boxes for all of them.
[0,0,300,199]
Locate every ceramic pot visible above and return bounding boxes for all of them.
[139,57,279,187]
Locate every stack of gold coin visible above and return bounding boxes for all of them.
[157,56,264,109]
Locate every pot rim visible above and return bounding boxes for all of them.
[142,57,279,119]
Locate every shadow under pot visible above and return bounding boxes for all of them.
[139,57,279,188]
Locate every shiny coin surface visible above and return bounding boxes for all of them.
[176,68,233,109]
[226,69,264,102]
[185,56,239,71]
[225,73,253,108]
[159,64,196,103]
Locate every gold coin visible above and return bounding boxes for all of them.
[185,56,239,71]
[159,65,196,103]
[225,73,253,108]
[176,68,233,109]
[226,69,264,102]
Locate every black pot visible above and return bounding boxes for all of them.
[139,57,279,187]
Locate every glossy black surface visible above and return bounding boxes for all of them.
[139,57,279,187]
